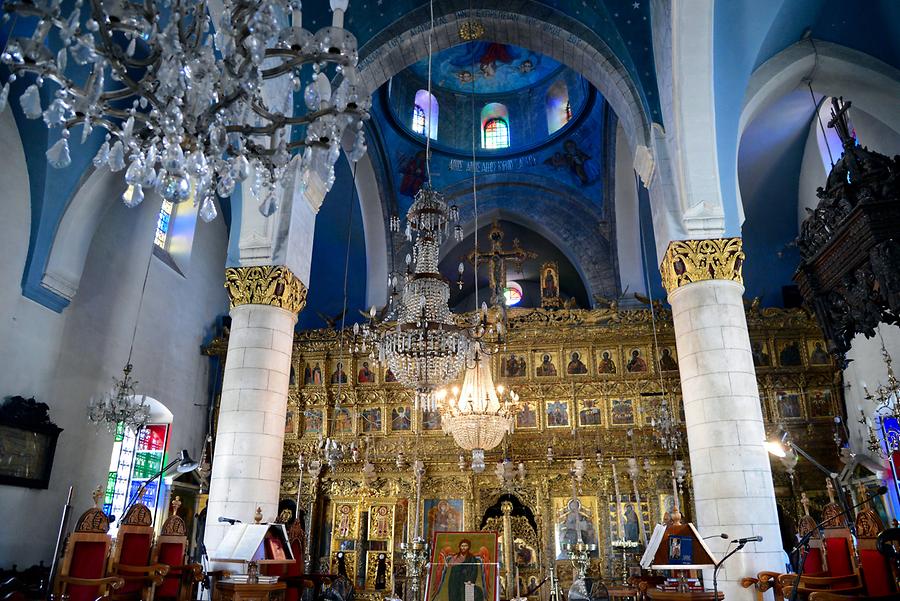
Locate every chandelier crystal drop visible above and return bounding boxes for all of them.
[87,363,151,432]
[1,0,369,218]
[359,184,471,406]
[436,351,518,471]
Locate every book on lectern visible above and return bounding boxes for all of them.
[208,523,294,571]
[640,522,716,570]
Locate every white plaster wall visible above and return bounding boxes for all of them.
[0,172,229,565]
[614,122,647,297]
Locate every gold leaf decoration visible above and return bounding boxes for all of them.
[659,237,745,294]
[224,265,308,314]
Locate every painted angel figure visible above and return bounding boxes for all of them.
[430,539,490,601]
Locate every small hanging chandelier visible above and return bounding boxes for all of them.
[436,352,518,473]
[88,363,151,432]
[1,0,369,220]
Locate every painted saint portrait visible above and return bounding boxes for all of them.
[611,398,635,425]
[626,349,648,373]
[357,361,376,383]
[542,269,558,299]
[546,401,570,427]
[289,365,296,386]
[621,503,641,542]
[398,149,428,197]
[426,532,498,601]
[776,390,802,419]
[303,408,322,434]
[808,341,830,365]
[333,407,353,434]
[304,362,323,385]
[331,362,348,384]
[361,408,382,433]
[535,353,558,377]
[385,368,398,383]
[516,402,538,429]
[579,399,602,426]
[658,493,677,523]
[284,410,295,434]
[424,499,464,541]
[553,497,599,559]
[566,351,588,375]
[809,388,834,417]
[423,409,442,431]
[659,348,679,372]
[501,353,526,378]
[391,406,412,431]
[751,341,771,367]
[543,139,601,186]
[778,341,803,367]
[597,350,617,375]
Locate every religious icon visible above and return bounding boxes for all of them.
[658,347,678,371]
[391,406,412,431]
[515,402,538,429]
[566,351,588,375]
[501,353,526,378]
[626,348,648,373]
[305,362,323,385]
[303,408,323,434]
[513,538,537,568]
[578,399,602,426]
[423,409,442,431]
[289,365,297,386]
[540,262,560,308]
[284,410,295,434]
[545,400,570,427]
[333,503,356,539]
[361,408,382,433]
[333,407,353,434]
[751,341,771,367]
[611,398,634,425]
[369,504,394,540]
[808,341,830,365]
[466,221,537,308]
[658,493,677,523]
[776,390,802,419]
[535,352,558,377]
[543,139,601,186]
[808,388,834,417]
[398,149,428,197]
[358,361,376,383]
[331,362,348,384]
[426,531,499,601]
[385,368,398,383]
[552,497,599,559]
[424,499,464,541]
[621,503,641,542]
[778,341,803,366]
[597,349,617,375]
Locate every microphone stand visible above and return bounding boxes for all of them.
[787,487,888,601]
[712,541,745,601]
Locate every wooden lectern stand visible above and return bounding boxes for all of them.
[640,512,722,600]
[208,522,294,601]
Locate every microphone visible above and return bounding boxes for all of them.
[733,535,763,544]
[218,516,242,524]
[703,533,729,540]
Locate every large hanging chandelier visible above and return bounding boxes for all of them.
[359,183,471,406]
[1,0,369,221]
[436,352,517,473]
[88,363,151,432]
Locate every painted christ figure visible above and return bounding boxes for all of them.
[432,539,486,601]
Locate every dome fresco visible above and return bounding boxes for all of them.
[407,42,564,94]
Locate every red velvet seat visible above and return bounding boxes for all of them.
[854,485,898,597]
[152,498,203,601]
[108,503,168,601]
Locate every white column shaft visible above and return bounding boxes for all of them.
[670,280,783,600]
[205,303,297,552]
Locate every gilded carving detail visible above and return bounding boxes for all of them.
[224,265,308,314]
[659,237,745,294]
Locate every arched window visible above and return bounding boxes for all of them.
[154,199,175,250]
[546,79,571,134]
[481,103,510,149]
[413,90,438,139]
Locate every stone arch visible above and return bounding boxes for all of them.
[357,3,652,159]
[350,152,389,308]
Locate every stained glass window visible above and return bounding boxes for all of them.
[104,422,169,533]
[154,200,175,250]
[483,117,510,149]
[412,104,426,135]
[546,79,571,134]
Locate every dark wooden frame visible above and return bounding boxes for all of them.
[0,396,63,489]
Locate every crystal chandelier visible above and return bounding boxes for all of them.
[436,352,517,473]
[359,183,471,406]
[1,0,369,221]
[88,363,151,432]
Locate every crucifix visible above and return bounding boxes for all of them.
[465,220,537,307]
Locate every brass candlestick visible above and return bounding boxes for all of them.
[400,537,429,601]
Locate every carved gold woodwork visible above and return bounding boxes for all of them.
[224,265,308,314]
[659,237,745,294]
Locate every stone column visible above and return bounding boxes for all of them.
[661,238,783,600]
[205,265,307,553]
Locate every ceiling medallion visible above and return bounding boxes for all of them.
[0,0,370,221]
[458,20,486,41]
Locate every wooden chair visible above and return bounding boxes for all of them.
[778,572,865,599]
[108,503,168,601]
[820,481,857,579]
[740,571,784,601]
[151,498,203,601]
[798,492,827,576]
[852,485,898,597]
[262,509,325,601]
[54,488,125,601]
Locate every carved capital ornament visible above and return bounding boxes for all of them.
[659,237,745,294]
[224,265,308,314]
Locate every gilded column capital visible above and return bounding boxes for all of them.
[659,237,744,294]
[224,265,308,314]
